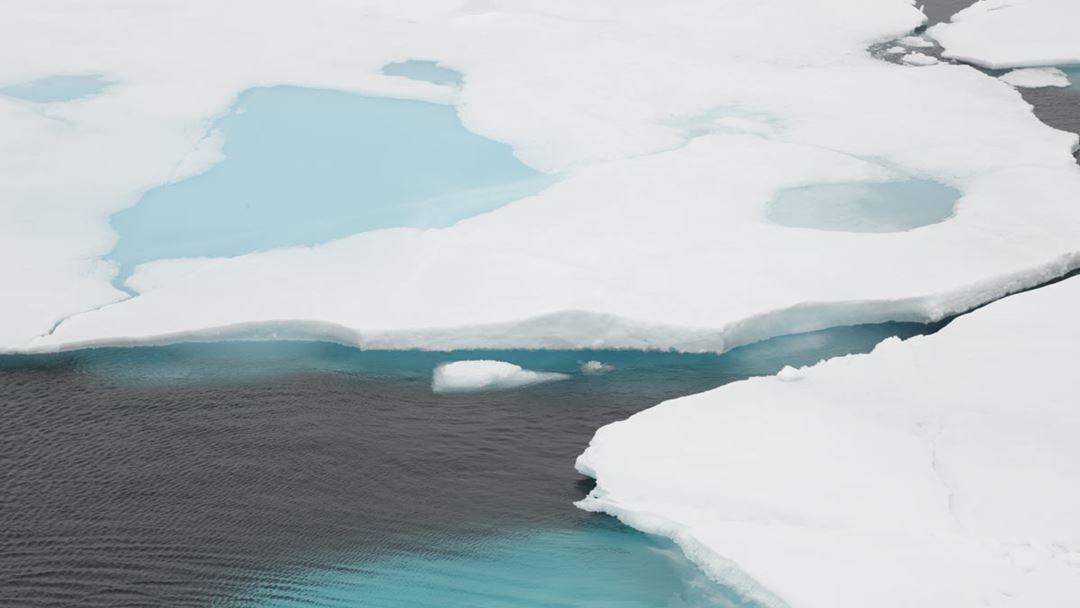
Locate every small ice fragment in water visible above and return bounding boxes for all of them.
[999,67,1070,89]
[902,52,939,66]
[580,360,615,375]
[432,360,570,393]
[884,46,906,55]
[899,35,934,48]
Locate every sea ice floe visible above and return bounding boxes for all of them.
[898,35,934,48]
[930,0,1080,68]
[432,360,570,393]
[580,360,615,375]
[999,67,1072,88]
[4,0,1080,362]
[576,275,1080,608]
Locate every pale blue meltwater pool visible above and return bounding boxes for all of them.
[107,83,550,281]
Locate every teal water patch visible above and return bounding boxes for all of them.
[1062,65,1080,93]
[232,520,745,608]
[107,86,549,280]
[1,319,944,389]
[0,74,110,102]
[382,60,464,86]
[766,178,959,232]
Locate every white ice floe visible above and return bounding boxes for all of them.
[580,360,615,375]
[898,35,934,48]
[999,67,1072,88]
[884,45,906,54]
[931,0,1080,68]
[901,52,939,66]
[431,360,569,393]
[576,275,1080,608]
[3,0,1080,356]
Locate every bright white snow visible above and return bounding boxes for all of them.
[431,360,569,393]
[580,360,615,375]
[576,275,1080,608]
[901,51,939,66]
[931,0,1080,68]
[2,1,1079,355]
[999,67,1072,88]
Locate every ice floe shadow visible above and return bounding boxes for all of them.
[765,178,960,233]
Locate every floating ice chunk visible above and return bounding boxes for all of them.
[884,45,906,55]
[432,360,570,393]
[999,67,1071,88]
[899,35,934,48]
[580,360,615,375]
[902,52,939,66]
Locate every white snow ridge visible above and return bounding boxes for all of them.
[431,360,569,393]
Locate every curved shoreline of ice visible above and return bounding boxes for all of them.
[575,275,1080,608]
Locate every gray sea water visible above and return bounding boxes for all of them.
[1,323,944,607]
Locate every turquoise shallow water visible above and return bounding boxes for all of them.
[234,521,740,608]
[766,178,959,232]
[382,60,464,86]
[0,74,110,102]
[107,85,550,280]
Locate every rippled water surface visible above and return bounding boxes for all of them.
[0,322,944,607]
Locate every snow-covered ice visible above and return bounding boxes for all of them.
[931,0,1080,68]
[901,51,939,66]
[580,360,615,375]
[999,67,1072,89]
[4,0,1080,354]
[576,275,1080,608]
[898,35,934,48]
[432,360,569,393]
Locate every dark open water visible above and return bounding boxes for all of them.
[1,323,943,607]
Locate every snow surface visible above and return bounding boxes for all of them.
[3,0,1079,354]
[999,67,1072,89]
[898,35,934,48]
[431,360,569,393]
[931,0,1080,68]
[576,275,1080,608]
